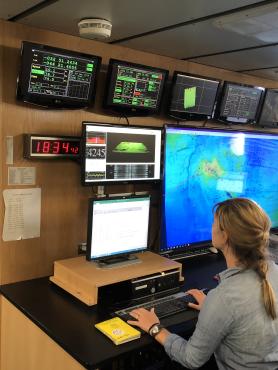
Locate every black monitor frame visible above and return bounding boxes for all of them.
[81,122,163,185]
[16,41,102,109]
[160,123,278,258]
[167,71,221,121]
[215,81,265,125]
[86,194,151,266]
[257,88,278,128]
[103,59,168,115]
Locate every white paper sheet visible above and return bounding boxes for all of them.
[2,188,41,241]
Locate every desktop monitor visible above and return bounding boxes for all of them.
[215,82,264,124]
[86,195,151,267]
[17,41,101,108]
[81,122,162,185]
[103,59,168,115]
[257,89,278,128]
[168,72,220,120]
[161,125,278,257]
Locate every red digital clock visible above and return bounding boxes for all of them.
[23,134,80,159]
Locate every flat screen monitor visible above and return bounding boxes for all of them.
[168,72,220,120]
[216,82,264,124]
[81,122,162,185]
[17,41,101,108]
[257,89,278,128]
[161,125,278,256]
[86,195,150,267]
[103,59,168,115]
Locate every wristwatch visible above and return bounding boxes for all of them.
[149,323,164,337]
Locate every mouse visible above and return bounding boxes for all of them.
[209,246,218,254]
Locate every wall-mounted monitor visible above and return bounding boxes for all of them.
[103,59,168,115]
[257,89,278,128]
[17,41,101,108]
[81,122,162,185]
[86,195,150,267]
[167,72,220,120]
[161,125,278,257]
[215,81,264,124]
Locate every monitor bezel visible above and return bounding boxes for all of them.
[160,124,278,255]
[86,194,151,261]
[215,81,265,124]
[167,71,221,121]
[103,58,169,115]
[81,121,163,185]
[16,41,102,109]
[257,88,278,128]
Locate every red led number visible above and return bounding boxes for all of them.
[52,141,60,154]
[42,141,50,153]
[62,142,69,153]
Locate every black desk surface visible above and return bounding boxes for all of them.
[0,253,226,370]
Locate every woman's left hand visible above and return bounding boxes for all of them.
[127,307,159,333]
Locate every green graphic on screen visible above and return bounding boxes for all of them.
[184,86,196,109]
[113,142,149,153]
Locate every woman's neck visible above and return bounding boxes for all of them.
[222,246,239,268]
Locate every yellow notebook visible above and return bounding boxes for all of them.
[95,317,141,345]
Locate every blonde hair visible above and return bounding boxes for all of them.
[214,198,276,320]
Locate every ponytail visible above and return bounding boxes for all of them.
[255,261,277,320]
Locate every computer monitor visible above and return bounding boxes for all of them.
[86,195,150,267]
[17,41,101,108]
[160,125,278,257]
[257,89,278,128]
[81,122,162,185]
[103,59,168,115]
[215,82,264,124]
[168,72,220,120]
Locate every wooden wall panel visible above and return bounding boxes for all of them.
[0,19,278,284]
[0,296,85,370]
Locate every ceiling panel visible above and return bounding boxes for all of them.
[0,0,41,19]
[14,0,263,42]
[118,20,266,59]
[245,69,278,81]
[189,45,278,71]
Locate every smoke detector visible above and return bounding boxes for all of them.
[78,18,112,40]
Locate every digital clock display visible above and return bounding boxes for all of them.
[24,134,80,159]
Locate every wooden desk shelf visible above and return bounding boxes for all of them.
[50,252,183,305]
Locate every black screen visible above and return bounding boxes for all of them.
[217,82,264,124]
[258,89,278,128]
[17,41,101,108]
[168,72,220,119]
[104,59,168,114]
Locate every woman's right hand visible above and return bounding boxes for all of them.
[186,289,207,310]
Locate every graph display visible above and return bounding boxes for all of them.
[82,123,162,184]
[169,73,219,117]
[28,48,96,100]
[219,83,264,123]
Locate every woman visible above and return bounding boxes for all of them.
[128,198,278,369]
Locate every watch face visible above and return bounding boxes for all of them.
[150,324,162,337]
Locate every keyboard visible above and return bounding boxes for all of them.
[114,291,199,321]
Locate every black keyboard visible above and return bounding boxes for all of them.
[114,291,198,321]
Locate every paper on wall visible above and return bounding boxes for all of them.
[2,188,41,242]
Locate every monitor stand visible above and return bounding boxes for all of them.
[95,254,142,269]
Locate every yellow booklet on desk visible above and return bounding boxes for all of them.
[95,317,141,345]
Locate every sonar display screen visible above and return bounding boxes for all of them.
[105,60,168,113]
[81,123,162,184]
[169,73,220,119]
